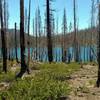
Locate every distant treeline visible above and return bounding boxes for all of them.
[0,27,97,48]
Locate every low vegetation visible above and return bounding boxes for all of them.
[0,62,80,100]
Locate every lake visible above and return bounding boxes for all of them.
[0,46,97,62]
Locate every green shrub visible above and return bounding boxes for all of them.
[0,62,80,100]
[0,77,71,100]
[0,71,15,83]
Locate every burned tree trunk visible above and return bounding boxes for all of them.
[37,7,41,61]
[46,0,53,63]
[73,0,79,62]
[14,23,18,63]
[55,16,59,62]
[96,3,100,87]
[90,0,95,62]
[35,10,38,60]
[62,8,67,62]
[0,0,7,73]
[16,0,27,78]
[27,0,31,66]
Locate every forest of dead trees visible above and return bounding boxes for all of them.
[0,0,100,86]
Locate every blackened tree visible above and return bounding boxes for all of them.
[96,1,100,87]
[16,0,27,78]
[0,0,7,73]
[73,0,79,62]
[62,8,67,62]
[46,0,53,63]
[14,23,18,63]
[27,0,31,66]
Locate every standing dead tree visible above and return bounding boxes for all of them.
[35,9,38,60]
[73,0,79,62]
[32,18,34,59]
[97,1,100,87]
[62,8,67,62]
[89,0,95,62]
[0,0,7,73]
[37,7,42,61]
[55,16,59,62]
[25,8,28,33]
[24,8,28,47]
[46,0,53,63]
[51,14,55,61]
[4,0,9,61]
[4,0,10,60]
[14,23,18,62]
[16,0,27,78]
[27,0,31,66]
[68,22,72,63]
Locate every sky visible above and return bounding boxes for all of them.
[8,0,97,34]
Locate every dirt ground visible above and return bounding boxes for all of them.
[68,64,100,100]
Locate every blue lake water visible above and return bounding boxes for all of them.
[0,46,97,62]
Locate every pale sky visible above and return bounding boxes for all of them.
[8,0,97,34]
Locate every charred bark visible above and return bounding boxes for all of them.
[0,0,7,73]
[16,0,27,78]
[96,3,100,87]
[46,0,53,63]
